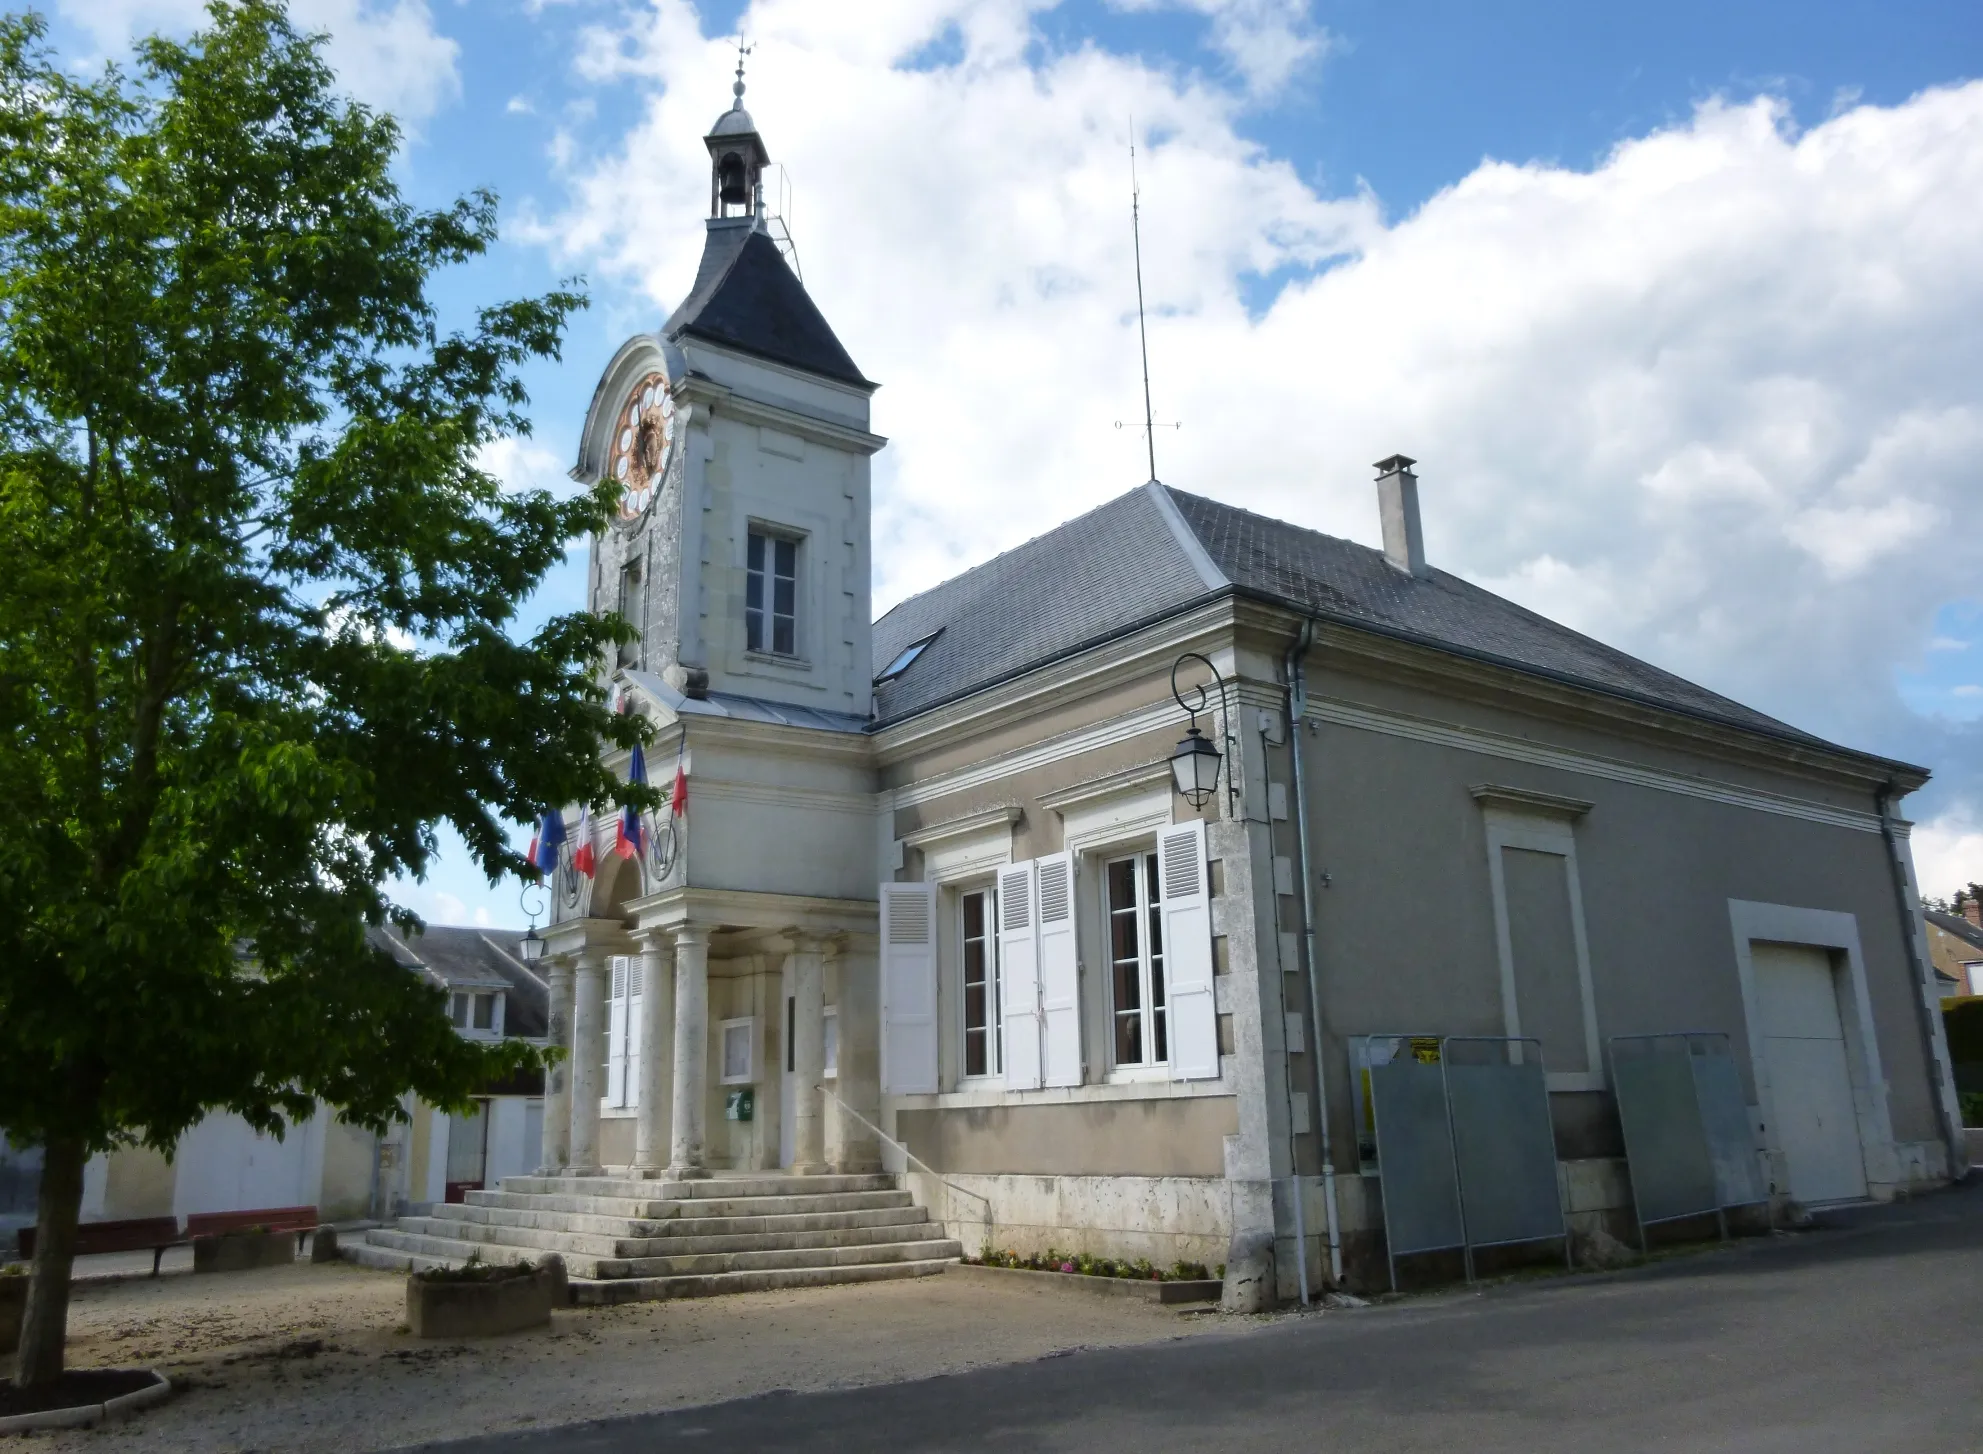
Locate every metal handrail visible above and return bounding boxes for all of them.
[818,1083,994,1248]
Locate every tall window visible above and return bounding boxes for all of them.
[962,888,1000,1077]
[616,557,642,667]
[746,530,797,655]
[1107,853,1167,1067]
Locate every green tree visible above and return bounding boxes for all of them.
[0,3,644,1388]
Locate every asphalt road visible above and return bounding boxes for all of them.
[414,1178,1983,1453]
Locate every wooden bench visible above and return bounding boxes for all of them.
[17,1216,185,1276]
[184,1206,320,1255]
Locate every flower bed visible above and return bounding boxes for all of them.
[968,1247,1219,1283]
[952,1248,1225,1306]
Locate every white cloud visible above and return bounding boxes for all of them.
[1110,0,1332,96]
[1913,810,1983,902]
[56,0,460,124]
[532,5,1983,833]
[477,435,568,495]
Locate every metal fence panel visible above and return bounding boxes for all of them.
[1369,1059,1465,1261]
[1445,1060,1564,1250]
[1613,1050,1719,1226]
[1693,1051,1768,1208]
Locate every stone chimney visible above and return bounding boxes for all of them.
[1964,890,1982,930]
[1374,454,1429,579]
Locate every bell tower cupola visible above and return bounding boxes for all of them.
[705,48,769,220]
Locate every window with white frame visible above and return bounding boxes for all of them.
[1105,851,1168,1068]
[719,1017,756,1084]
[1969,962,1983,996]
[745,529,798,656]
[961,887,1001,1078]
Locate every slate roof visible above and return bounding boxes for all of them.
[871,481,1899,769]
[371,925,548,1040]
[1928,909,1983,956]
[872,487,1213,724]
[664,220,869,388]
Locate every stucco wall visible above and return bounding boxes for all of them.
[907,1169,1229,1266]
[897,1096,1236,1178]
[1289,649,1946,1190]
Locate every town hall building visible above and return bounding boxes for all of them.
[344,75,1968,1305]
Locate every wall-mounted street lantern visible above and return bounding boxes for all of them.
[1169,652,1235,814]
[518,883,547,963]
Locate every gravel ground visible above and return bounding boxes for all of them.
[19,1260,1234,1451]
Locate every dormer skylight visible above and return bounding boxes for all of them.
[876,630,941,684]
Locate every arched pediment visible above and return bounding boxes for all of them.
[571,333,687,487]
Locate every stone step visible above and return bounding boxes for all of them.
[357,1226,959,1285]
[570,1256,959,1306]
[502,1173,898,1201]
[410,1210,942,1259]
[427,1199,931,1243]
[339,1239,471,1276]
[596,1237,963,1280]
[361,1227,615,1280]
[467,1188,914,1221]
[395,1216,624,1260]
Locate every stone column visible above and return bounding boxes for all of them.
[537,957,574,1175]
[634,933,676,1175]
[788,933,827,1176]
[667,926,711,1180]
[567,950,607,1176]
[825,936,881,1173]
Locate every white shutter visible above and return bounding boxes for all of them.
[1159,820,1219,1080]
[998,861,1043,1091]
[1035,852,1082,1088]
[606,955,628,1106]
[626,955,644,1109]
[880,881,939,1095]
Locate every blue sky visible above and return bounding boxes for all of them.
[52,0,1983,917]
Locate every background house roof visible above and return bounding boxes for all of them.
[370,925,548,1039]
[870,481,1899,771]
[663,221,869,387]
[1928,909,1983,955]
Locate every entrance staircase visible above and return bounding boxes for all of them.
[341,1172,962,1304]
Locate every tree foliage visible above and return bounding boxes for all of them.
[0,0,644,1382]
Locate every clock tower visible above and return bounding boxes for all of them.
[572,69,881,719]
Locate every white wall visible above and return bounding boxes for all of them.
[485,1098,541,1186]
[171,1110,327,1220]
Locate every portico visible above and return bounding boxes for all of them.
[534,893,879,1181]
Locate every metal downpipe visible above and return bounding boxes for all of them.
[1284,618,1344,1287]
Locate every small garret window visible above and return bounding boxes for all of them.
[875,630,941,684]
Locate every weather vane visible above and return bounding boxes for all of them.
[1115,121,1180,484]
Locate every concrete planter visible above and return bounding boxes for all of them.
[406,1265,557,1339]
[192,1230,294,1274]
[947,1262,1220,1304]
[0,1276,24,1357]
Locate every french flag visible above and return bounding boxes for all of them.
[616,744,648,860]
[529,810,566,878]
[571,805,596,879]
[669,741,688,818]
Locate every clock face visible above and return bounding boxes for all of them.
[607,371,675,521]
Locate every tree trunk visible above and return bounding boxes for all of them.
[11,1135,85,1389]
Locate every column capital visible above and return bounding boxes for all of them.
[785,928,831,955]
[673,924,711,951]
[632,924,678,954]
